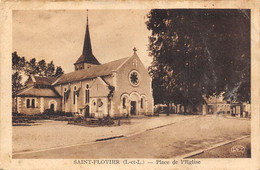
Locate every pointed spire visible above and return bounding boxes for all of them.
[74,10,100,66]
[86,9,88,26]
[82,9,92,56]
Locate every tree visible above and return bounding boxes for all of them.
[12,51,26,72]
[12,72,23,96]
[38,59,47,76]
[55,66,64,77]
[201,10,250,103]
[12,52,26,95]
[146,10,214,112]
[24,58,39,76]
[12,51,65,95]
[146,9,250,113]
[45,61,55,77]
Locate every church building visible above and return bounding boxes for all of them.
[13,14,154,118]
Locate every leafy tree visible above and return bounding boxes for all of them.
[201,10,250,103]
[146,10,214,112]
[146,9,250,113]
[12,51,26,72]
[38,59,47,76]
[24,58,39,76]
[45,61,55,77]
[12,52,25,95]
[55,66,64,77]
[12,51,65,95]
[12,72,23,96]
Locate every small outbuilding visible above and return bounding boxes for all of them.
[13,75,61,115]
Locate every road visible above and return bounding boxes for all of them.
[13,116,250,159]
[191,136,251,158]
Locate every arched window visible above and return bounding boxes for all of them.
[85,84,90,103]
[97,99,103,107]
[141,98,143,109]
[64,88,66,104]
[73,86,77,104]
[26,99,30,108]
[73,92,76,104]
[31,99,35,108]
[122,97,126,109]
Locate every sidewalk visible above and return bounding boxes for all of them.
[13,114,198,153]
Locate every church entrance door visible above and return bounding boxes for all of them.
[85,105,89,118]
[130,101,136,115]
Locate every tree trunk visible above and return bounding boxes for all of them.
[184,105,187,113]
[166,103,170,116]
[240,104,243,118]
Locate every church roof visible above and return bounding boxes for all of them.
[74,54,100,65]
[54,57,130,85]
[74,22,100,65]
[16,86,61,98]
[33,76,57,86]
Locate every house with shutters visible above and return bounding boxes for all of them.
[13,15,154,118]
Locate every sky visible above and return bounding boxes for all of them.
[13,10,152,73]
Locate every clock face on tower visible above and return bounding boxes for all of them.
[129,70,140,86]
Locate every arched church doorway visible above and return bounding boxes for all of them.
[85,105,89,118]
[130,101,136,115]
[129,92,140,115]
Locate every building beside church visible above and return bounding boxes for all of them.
[202,93,231,115]
[13,15,154,118]
[201,93,250,118]
[12,76,61,115]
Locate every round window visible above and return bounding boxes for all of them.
[129,70,140,86]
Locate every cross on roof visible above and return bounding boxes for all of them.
[133,47,137,54]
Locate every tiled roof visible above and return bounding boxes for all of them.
[55,57,130,85]
[16,86,61,97]
[74,24,100,65]
[74,54,100,65]
[34,76,57,86]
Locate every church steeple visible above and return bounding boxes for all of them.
[74,10,100,71]
[82,10,92,57]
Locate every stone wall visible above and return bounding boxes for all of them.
[16,97,61,115]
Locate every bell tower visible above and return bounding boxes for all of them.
[74,10,100,71]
